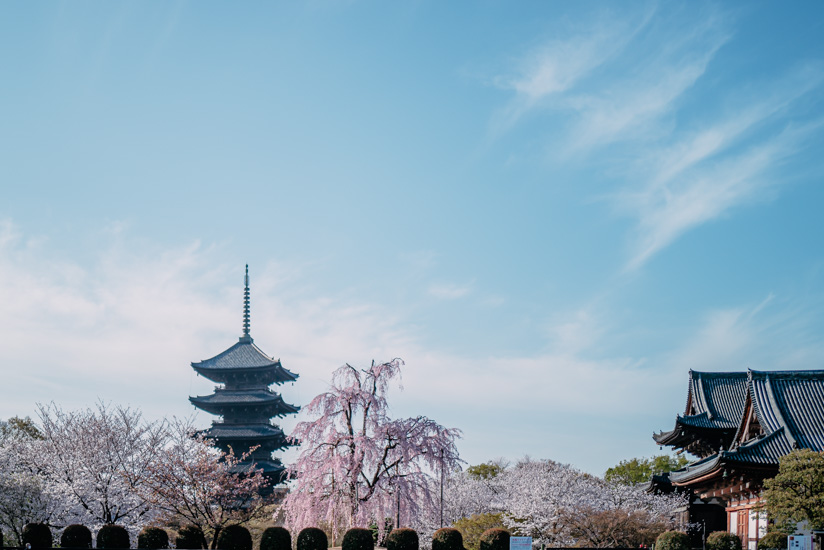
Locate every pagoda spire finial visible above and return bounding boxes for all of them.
[241,264,252,342]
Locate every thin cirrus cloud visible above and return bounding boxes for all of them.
[490,7,656,135]
[620,64,824,270]
[428,282,473,300]
[493,7,823,270]
[666,292,824,374]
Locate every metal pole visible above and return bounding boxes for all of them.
[440,448,445,528]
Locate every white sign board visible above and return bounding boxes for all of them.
[788,535,812,550]
[510,536,532,550]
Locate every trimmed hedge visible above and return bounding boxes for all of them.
[61,524,93,548]
[260,527,291,550]
[342,528,374,550]
[479,529,509,550]
[138,527,169,549]
[386,529,419,550]
[216,525,252,550]
[97,524,130,549]
[297,527,328,550]
[656,531,691,550]
[176,525,208,549]
[432,528,463,550]
[707,532,742,550]
[23,523,53,549]
[759,532,789,550]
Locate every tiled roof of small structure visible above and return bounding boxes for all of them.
[668,453,723,483]
[192,338,298,381]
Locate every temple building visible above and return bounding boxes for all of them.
[189,265,299,486]
[654,369,824,550]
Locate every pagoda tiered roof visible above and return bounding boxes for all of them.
[204,422,290,443]
[665,369,824,486]
[189,388,300,417]
[192,338,298,384]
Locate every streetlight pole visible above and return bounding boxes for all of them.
[440,447,445,528]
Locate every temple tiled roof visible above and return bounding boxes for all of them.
[748,370,824,452]
[668,369,824,485]
[686,370,749,428]
[654,371,748,448]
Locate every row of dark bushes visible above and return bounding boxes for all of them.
[657,530,789,550]
[3,524,789,550]
[1,524,510,550]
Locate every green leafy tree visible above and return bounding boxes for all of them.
[0,417,42,440]
[605,455,688,485]
[763,449,824,532]
[453,513,507,550]
[466,463,504,481]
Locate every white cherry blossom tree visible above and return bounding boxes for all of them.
[22,402,167,533]
[443,458,684,548]
[139,417,268,549]
[0,419,73,544]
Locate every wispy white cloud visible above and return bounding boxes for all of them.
[559,15,730,153]
[428,281,473,300]
[620,77,824,271]
[491,7,656,134]
[493,6,823,269]
[667,293,824,373]
[625,133,791,270]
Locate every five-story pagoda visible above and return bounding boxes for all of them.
[189,265,299,485]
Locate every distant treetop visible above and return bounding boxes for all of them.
[605,455,689,485]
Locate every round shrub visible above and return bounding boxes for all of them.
[432,528,463,550]
[138,527,169,549]
[176,525,207,549]
[23,523,53,549]
[62,524,93,548]
[342,528,374,550]
[707,532,742,550]
[759,533,789,550]
[97,524,130,549]
[386,529,419,550]
[216,525,252,550]
[479,529,509,550]
[656,531,691,550]
[260,527,291,550]
[297,527,328,550]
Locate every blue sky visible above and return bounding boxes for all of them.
[2,1,824,474]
